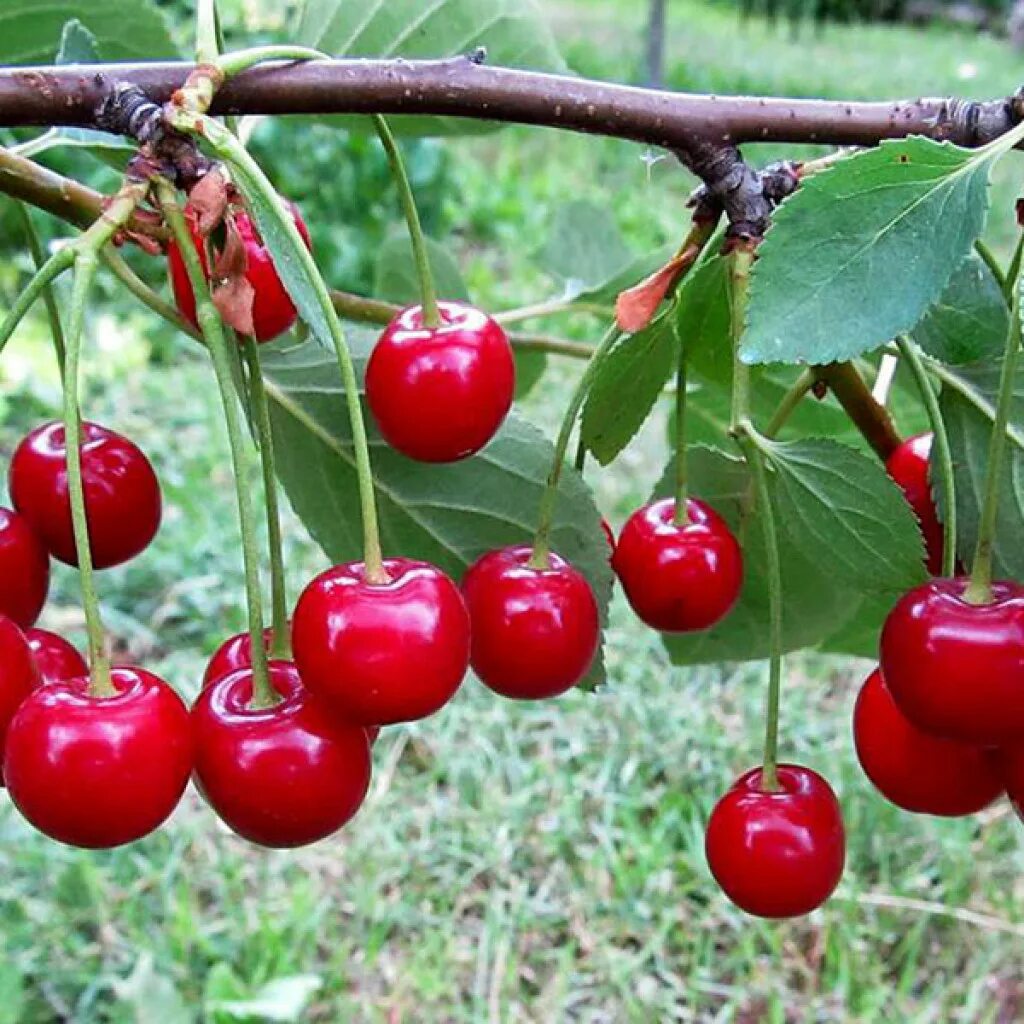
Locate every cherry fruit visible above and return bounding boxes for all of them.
[853,668,1001,816]
[879,578,1024,744]
[886,433,944,575]
[705,764,845,918]
[203,627,280,688]
[3,667,191,848]
[292,558,470,725]
[192,662,371,847]
[0,617,38,772]
[1001,746,1024,823]
[0,507,49,628]
[366,302,515,463]
[168,204,312,343]
[612,498,742,632]
[24,628,87,687]
[9,421,161,569]
[462,546,599,699]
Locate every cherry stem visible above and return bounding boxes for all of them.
[242,334,291,658]
[530,322,620,569]
[727,247,754,431]
[372,114,441,329]
[0,246,74,360]
[13,202,66,377]
[964,283,1021,605]
[672,323,691,526]
[764,368,815,439]
[155,178,277,708]
[1004,233,1024,303]
[895,335,957,578]
[216,46,328,80]
[195,0,219,65]
[975,239,1007,294]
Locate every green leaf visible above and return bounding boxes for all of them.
[580,308,677,466]
[535,201,634,297]
[742,137,1005,366]
[295,0,565,136]
[372,232,470,306]
[260,334,613,687]
[759,436,927,593]
[911,252,1009,365]
[816,592,896,658]
[676,250,731,385]
[656,446,862,665]
[0,0,178,63]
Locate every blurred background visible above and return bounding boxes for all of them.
[2,0,1024,1020]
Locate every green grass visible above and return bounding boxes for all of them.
[2,2,1024,1020]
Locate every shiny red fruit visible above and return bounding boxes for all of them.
[705,764,845,919]
[3,667,191,848]
[886,433,944,575]
[365,302,515,462]
[0,617,38,770]
[462,546,599,700]
[880,577,1024,744]
[612,497,742,632]
[24,628,87,687]
[9,421,161,569]
[853,668,1001,816]
[192,662,371,847]
[0,507,49,628]
[203,627,279,688]
[292,558,470,725]
[168,204,312,343]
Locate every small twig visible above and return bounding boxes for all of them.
[813,361,902,460]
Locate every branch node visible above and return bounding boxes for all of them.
[466,47,488,66]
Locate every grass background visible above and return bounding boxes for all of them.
[2,0,1024,1020]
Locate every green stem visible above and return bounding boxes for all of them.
[975,240,1007,293]
[728,248,754,431]
[764,368,815,439]
[0,247,74,359]
[373,114,441,328]
[156,178,276,707]
[895,335,957,577]
[573,433,587,474]
[13,201,66,375]
[673,324,690,525]
[530,323,620,568]
[963,286,1021,604]
[1005,232,1024,304]
[196,0,220,64]
[242,335,290,658]
[217,45,327,79]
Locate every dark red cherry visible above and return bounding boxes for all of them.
[462,546,599,700]
[9,421,161,569]
[168,204,312,343]
[0,507,49,628]
[612,497,742,632]
[853,668,1001,816]
[365,301,515,463]
[292,558,470,725]
[886,433,944,575]
[24,628,88,687]
[192,662,371,847]
[203,627,279,688]
[3,666,191,848]
[705,764,845,918]
[0,617,38,773]
[880,577,1024,745]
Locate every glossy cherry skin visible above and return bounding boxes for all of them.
[886,433,944,576]
[612,498,742,632]
[292,558,470,725]
[0,617,39,775]
[462,546,599,700]
[9,421,161,569]
[24,628,88,687]
[705,764,845,919]
[192,662,371,847]
[365,302,515,463]
[0,507,49,628]
[853,668,1001,816]
[168,204,312,343]
[3,667,191,848]
[879,577,1024,745]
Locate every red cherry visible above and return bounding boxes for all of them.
[365,302,515,463]
[879,577,1024,745]
[705,764,845,918]
[853,668,1001,816]
[0,617,38,772]
[612,498,742,632]
[1001,746,1024,822]
[886,433,944,575]
[9,421,161,569]
[168,204,312,343]
[203,627,279,688]
[0,507,49,628]
[24,628,87,687]
[3,666,191,848]
[462,546,599,700]
[292,558,470,725]
[192,662,371,847]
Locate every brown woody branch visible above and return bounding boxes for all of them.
[813,362,902,460]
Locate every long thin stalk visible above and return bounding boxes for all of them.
[13,201,66,375]
[672,323,690,525]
